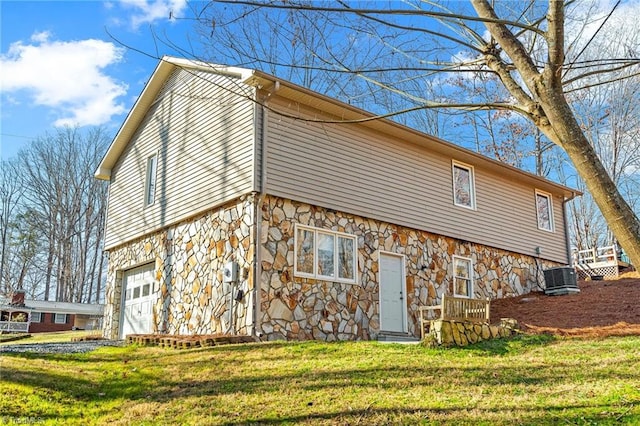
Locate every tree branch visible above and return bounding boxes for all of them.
[471,0,541,81]
[211,0,546,34]
[544,0,565,87]
[564,70,640,94]
[563,62,640,87]
[335,0,484,54]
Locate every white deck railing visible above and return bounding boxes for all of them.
[0,321,30,333]
[576,245,619,264]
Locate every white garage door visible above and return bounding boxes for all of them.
[121,264,156,338]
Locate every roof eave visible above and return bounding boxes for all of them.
[241,72,581,199]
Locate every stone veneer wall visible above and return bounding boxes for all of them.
[259,195,560,341]
[103,195,256,339]
[428,318,519,347]
[103,193,561,342]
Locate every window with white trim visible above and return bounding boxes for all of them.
[535,190,554,231]
[54,313,67,324]
[31,312,42,323]
[144,154,158,206]
[452,161,476,209]
[453,255,473,298]
[294,225,357,283]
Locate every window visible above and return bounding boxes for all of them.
[452,161,476,209]
[144,154,158,206]
[31,312,42,323]
[54,313,67,324]
[453,256,473,298]
[535,190,554,231]
[294,225,357,283]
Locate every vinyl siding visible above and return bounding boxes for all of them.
[263,98,568,263]
[104,68,256,249]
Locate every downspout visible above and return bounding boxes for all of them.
[251,104,268,339]
[563,192,578,265]
[252,81,278,339]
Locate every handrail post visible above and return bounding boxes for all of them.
[485,298,490,321]
[441,294,446,320]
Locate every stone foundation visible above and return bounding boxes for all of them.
[102,193,560,342]
[103,195,256,339]
[427,318,519,347]
[258,196,559,341]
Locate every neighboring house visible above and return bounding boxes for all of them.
[0,291,104,333]
[26,300,104,333]
[96,56,579,341]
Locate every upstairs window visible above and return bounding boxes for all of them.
[144,154,158,206]
[453,256,473,298]
[452,161,476,209]
[535,190,554,231]
[294,225,357,283]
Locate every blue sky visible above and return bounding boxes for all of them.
[1,0,195,160]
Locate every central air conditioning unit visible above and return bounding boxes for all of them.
[543,266,580,296]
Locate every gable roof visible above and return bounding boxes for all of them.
[96,56,579,199]
[95,57,254,180]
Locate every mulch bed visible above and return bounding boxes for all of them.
[490,278,640,338]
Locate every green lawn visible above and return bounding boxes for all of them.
[0,330,101,345]
[1,335,639,425]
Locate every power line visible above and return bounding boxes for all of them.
[0,132,36,140]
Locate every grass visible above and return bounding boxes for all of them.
[1,335,639,425]
[0,330,101,345]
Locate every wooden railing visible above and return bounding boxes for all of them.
[418,294,490,339]
[576,245,619,264]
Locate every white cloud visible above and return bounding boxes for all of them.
[120,0,188,29]
[0,32,127,127]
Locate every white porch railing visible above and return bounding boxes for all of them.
[576,245,618,264]
[0,321,30,333]
[573,245,632,280]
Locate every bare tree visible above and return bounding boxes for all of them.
[0,159,25,293]
[180,0,640,265]
[14,127,109,302]
[558,5,640,250]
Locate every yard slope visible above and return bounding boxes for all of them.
[490,278,640,337]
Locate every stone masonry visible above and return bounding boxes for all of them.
[103,195,256,339]
[258,196,559,341]
[103,193,560,341]
[428,318,520,347]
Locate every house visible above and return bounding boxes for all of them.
[25,300,104,333]
[0,290,104,333]
[96,56,579,341]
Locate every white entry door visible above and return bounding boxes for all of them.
[121,264,156,338]
[379,252,406,333]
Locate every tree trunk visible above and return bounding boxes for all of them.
[472,0,640,267]
[539,87,640,266]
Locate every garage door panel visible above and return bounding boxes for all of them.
[122,264,155,338]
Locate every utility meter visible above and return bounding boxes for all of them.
[223,261,239,283]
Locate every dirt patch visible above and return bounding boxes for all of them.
[490,278,640,338]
